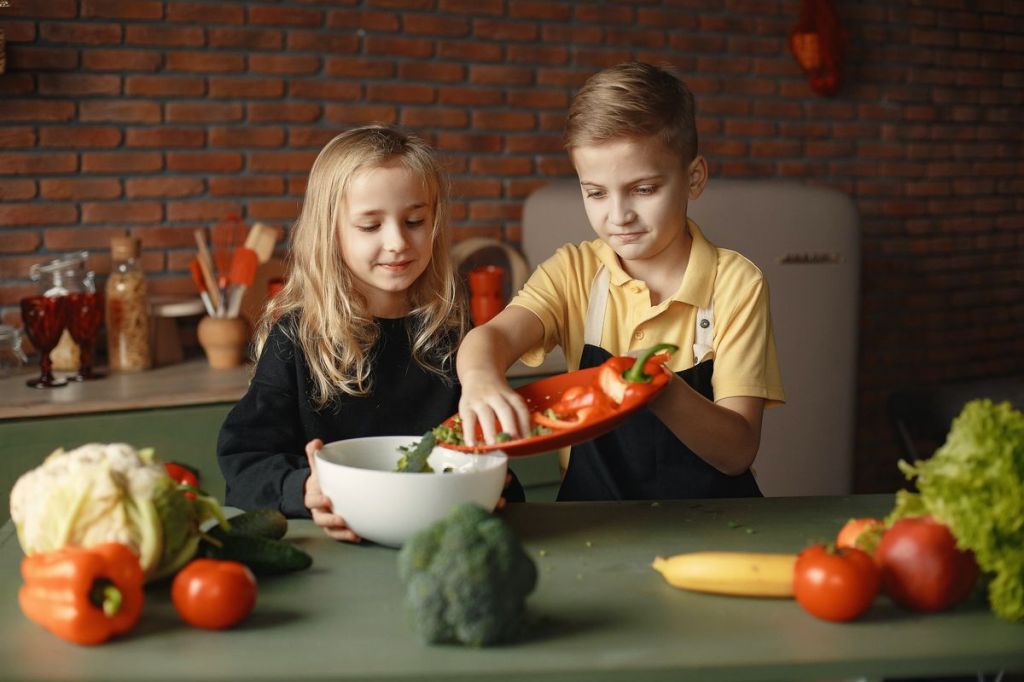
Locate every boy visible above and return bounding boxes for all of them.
[456,62,785,500]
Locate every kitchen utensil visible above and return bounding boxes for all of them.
[211,214,247,278]
[243,222,279,264]
[192,229,223,314]
[240,256,287,330]
[314,436,507,548]
[438,365,673,457]
[189,259,215,317]
[225,247,258,318]
[20,295,69,388]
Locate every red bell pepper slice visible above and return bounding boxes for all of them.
[531,386,615,430]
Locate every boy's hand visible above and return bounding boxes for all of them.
[458,371,532,446]
[304,438,362,543]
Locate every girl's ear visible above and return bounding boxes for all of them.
[687,155,709,200]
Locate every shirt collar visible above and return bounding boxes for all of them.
[675,218,716,308]
[593,218,717,307]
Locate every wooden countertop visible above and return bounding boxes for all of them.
[0,359,251,420]
[0,355,561,421]
[2,496,1022,681]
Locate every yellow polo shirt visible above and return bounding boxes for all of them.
[509,219,785,406]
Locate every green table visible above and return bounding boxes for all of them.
[1,496,1021,681]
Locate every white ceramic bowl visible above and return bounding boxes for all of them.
[314,435,508,548]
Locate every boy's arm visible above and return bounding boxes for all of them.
[648,380,765,476]
[456,305,545,445]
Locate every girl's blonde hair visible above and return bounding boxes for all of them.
[254,125,465,409]
[565,61,698,164]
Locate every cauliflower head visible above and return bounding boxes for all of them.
[10,442,224,581]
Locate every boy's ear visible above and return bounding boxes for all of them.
[687,155,709,200]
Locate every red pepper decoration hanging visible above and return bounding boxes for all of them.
[788,0,847,97]
[19,543,144,645]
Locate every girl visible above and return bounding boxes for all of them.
[217,126,522,542]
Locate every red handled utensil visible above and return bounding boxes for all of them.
[225,247,258,318]
[189,259,215,317]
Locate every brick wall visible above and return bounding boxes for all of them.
[1,0,1022,492]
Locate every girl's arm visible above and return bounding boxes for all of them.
[648,380,765,475]
[216,327,311,517]
[456,305,545,445]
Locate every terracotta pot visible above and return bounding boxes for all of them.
[197,316,250,369]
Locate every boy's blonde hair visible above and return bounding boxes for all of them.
[565,61,698,164]
[255,125,465,408]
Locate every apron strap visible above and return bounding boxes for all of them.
[583,264,716,365]
[693,301,715,365]
[583,266,610,348]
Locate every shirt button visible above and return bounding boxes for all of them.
[634,330,645,340]
[700,318,710,329]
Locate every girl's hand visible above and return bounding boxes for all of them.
[304,439,362,543]
[458,372,532,446]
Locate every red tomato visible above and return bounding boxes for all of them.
[164,462,200,500]
[836,517,884,552]
[794,544,880,622]
[876,516,979,612]
[172,559,257,630]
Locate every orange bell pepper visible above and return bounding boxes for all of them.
[597,343,679,405]
[19,543,144,645]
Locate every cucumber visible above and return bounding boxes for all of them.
[203,528,313,575]
[226,509,288,540]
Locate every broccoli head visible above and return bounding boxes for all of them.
[396,502,538,646]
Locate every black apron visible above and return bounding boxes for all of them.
[557,266,762,501]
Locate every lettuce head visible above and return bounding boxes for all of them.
[890,399,1024,621]
[10,442,225,582]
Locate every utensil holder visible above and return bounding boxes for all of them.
[197,316,249,369]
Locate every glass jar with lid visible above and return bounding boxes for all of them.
[0,324,28,378]
[29,250,95,296]
[106,236,151,372]
[28,251,96,371]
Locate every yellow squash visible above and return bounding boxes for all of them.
[652,551,796,598]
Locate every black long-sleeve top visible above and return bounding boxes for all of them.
[217,316,464,517]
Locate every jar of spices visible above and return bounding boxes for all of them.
[0,324,28,378]
[105,236,151,371]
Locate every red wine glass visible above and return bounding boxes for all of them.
[20,295,69,388]
[65,291,105,381]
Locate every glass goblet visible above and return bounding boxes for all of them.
[20,295,69,388]
[65,291,105,381]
